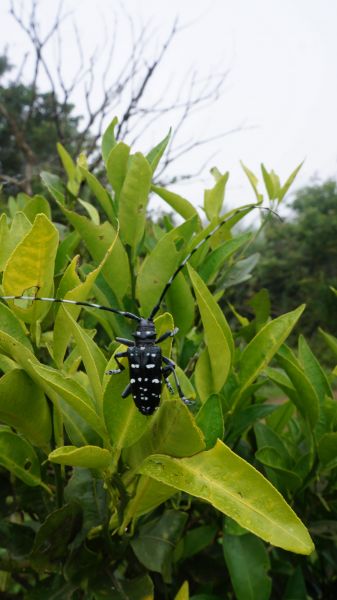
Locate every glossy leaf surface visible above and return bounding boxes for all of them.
[139,440,314,554]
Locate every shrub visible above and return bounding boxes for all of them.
[0,122,335,599]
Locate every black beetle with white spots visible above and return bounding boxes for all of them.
[0,206,278,415]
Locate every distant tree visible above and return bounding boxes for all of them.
[0,55,85,194]
[252,179,337,342]
[0,0,236,194]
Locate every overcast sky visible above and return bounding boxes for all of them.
[1,0,337,211]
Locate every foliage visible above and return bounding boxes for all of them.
[0,55,87,197]
[245,179,337,359]
[0,124,336,599]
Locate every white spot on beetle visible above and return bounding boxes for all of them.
[138,377,142,382]
[151,353,156,357]
[130,378,135,383]
[146,364,155,369]
[152,378,160,383]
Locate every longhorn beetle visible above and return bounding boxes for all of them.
[0,206,279,415]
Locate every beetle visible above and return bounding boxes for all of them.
[0,206,279,415]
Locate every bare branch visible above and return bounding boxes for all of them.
[3,1,239,191]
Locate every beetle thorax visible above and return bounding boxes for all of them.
[133,318,156,344]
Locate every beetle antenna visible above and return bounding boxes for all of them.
[148,205,281,320]
[0,296,142,322]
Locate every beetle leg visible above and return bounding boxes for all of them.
[115,337,134,347]
[162,356,193,405]
[162,370,174,394]
[155,327,179,344]
[121,382,132,398]
[105,351,128,375]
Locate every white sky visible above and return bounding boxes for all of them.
[1,0,337,211]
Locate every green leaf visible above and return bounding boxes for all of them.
[151,184,199,221]
[139,440,314,554]
[0,301,32,350]
[80,167,115,222]
[175,581,189,600]
[204,171,229,221]
[131,509,187,579]
[298,335,332,400]
[172,365,196,401]
[106,141,130,198]
[0,369,51,447]
[23,195,51,222]
[194,347,213,403]
[103,363,150,449]
[0,521,35,559]
[146,129,171,174]
[126,399,205,470]
[225,404,277,446]
[235,305,305,407]
[59,399,101,447]
[102,116,118,164]
[60,307,107,411]
[318,433,337,464]
[196,394,224,449]
[249,289,271,330]
[57,142,77,181]
[31,363,105,438]
[59,208,130,303]
[283,566,307,600]
[198,233,251,284]
[254,422,292,466]
[254,423,302,492]
[261,164,280,201]
[128,481,177,526]
[278,162,304,203]
[0,212,31,271]
[240,162,263,203]
[3,214,59,324]
[77,198,100,224]
[55,230,81,275]
[221,253,260,289]
[53,228,121,365]
[64,469,107,538]
[181,525,216,560]
[188,265,233,392]
[277,347,320,428]
[118,152,152,251]
[49,445,111,469]
[137,216,198,317]
[30,503,82,571]
[223,533,271,600]
[0,430,45,488]
[41,171,66,204]
[122,398,204,524]
[320,328,337,358]
[266,399,294,434]
[166,272,195,336]
[255,447,302,492]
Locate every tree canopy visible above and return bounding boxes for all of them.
[251,179,337,349]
